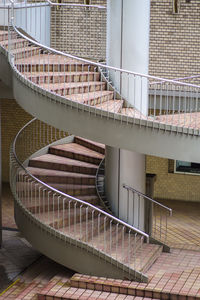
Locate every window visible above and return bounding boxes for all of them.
[172,0,180,13]
[175,160,200,175]
[84,0,91,4]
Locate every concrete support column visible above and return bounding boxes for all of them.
[105,147,146,230]
[107,0,150,115]
[105,0,150,230]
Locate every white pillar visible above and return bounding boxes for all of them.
[107,0,150,116]
[105,0,150,231]
[105,147,146,231]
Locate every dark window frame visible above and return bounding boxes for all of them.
[175,160,200,175]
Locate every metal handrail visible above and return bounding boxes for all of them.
[1,0,199,139]
[12,118,150,241]
[8,2,200,90]
[46,0,106,9]
[9,0,106,10]
[123,184,172,216]
[95,158,112,213]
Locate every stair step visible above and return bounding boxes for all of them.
[33,203,103,230]
[1,279,42,299]
[38,275,70,300]
[49,183,97,197]
[90,226,146,266]
[60,214,108,242]
[42,81,106,96]
[15,54,95,72]
[15,281,41,299]
[25,167,96,185]
[121,107,151,120]
[23,194,100,214]
[0,31,8,42]
[96,99,124,113]
[38,286,154,300]
[74,136,105,155]
[12,46,41,59]
[0,38,29,49]
[29,153,98,175]
[77,195,100,206]
[24,71,100,84]
[17,182,96,196]
[49,143,104,165]
[68,90,114,106]
[70,273,156,299]
[131,243,163,273]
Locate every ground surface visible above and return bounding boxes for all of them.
[0,183,73,294]
[1,183,200,299]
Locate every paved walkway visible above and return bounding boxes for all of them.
[0,183,73,294]
[1,183,200,299]
[2,183,17,229]
[158,199,200,250]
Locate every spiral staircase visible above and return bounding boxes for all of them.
[1,0,200,288]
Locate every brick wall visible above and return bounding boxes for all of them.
[50,0,107,60]
[148,0,200,202]
[146,155,200,202]
[149,0,200,80]
[1,99,32,182]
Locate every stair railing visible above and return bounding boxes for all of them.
[95,158,112,213]
[1,0,200,136]
[10,118,150,282]
[123,184,172,245]
[96,159,172,246]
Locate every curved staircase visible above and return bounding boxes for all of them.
[15,134,163,282]
[1,28,200,163]
[1,0,200,287]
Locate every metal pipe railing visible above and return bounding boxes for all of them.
[123,184,172,244]
[10,118,150,281]
[1,0,200,134]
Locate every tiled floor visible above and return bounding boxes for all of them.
[0,183,73,295]
[157,199,200,250]
[1,183,200,299]
[2,183,17,229]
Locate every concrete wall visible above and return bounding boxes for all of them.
[105,147,146,231]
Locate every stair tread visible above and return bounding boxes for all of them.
[33,205,104,228]
[41,81,105,90]
[130,244,163,273]
[121,107,151,120]
[15,54,86,64]
[38,285,154,300]
[17,181,95,190]
[24,71,99,77]
[77,195,99,202]
[11,46,41,54]
[75,136,105,150]
[96,100,124,113]
[26,167,96,178]
[0,38,27,45]
[24,194,99,211]
[49,143,104,161]
[68,90,113,102]
[30,153,98,169]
